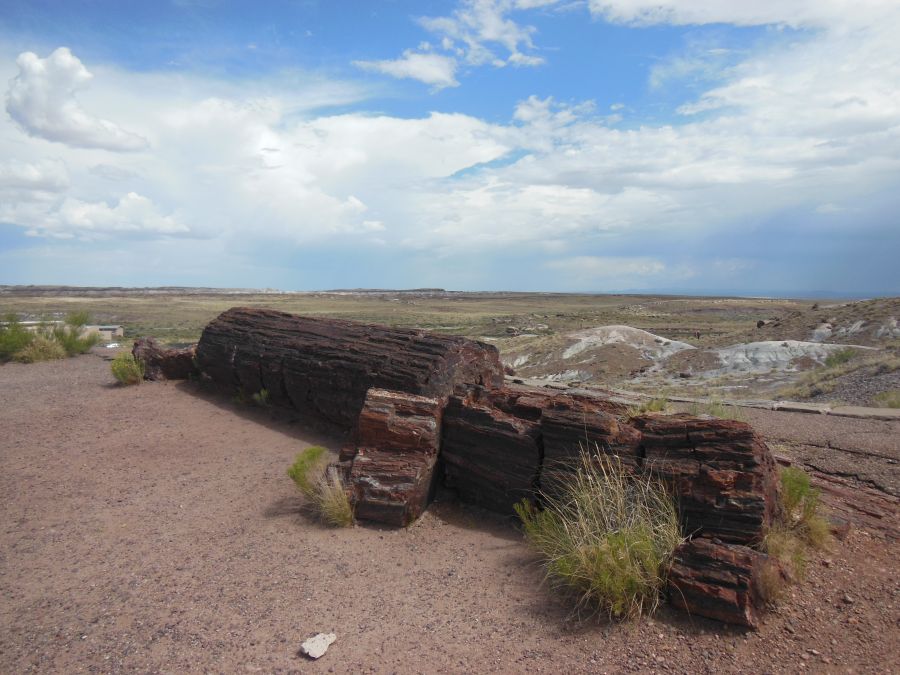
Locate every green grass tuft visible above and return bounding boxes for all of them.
[764,465,830,581]
[515,449,683,620]
[287,446,330,498]
[14,335,67,363]
[111,352,145,385]
[287,447,353,527]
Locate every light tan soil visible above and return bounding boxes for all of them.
[2,353,899,674]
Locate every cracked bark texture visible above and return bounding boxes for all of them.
[195,307,504,429]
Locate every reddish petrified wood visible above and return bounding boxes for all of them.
[441,391,542,514]
[633,414,780,545]
[667,537,784,629]
[195,308,504,429]
[342,389,444,526]
[132,337,198,381]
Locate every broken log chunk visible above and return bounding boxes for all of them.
[195,308,504,429]
[667,536,784,628]
[441,393,542,514]
[132,337,198,381]
[343,389,444,527]
[634,414,780,545]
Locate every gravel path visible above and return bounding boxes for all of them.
[1,354,898,673]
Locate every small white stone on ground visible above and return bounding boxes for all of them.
[300,633,336,659]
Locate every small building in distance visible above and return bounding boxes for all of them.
[81,325,125,341]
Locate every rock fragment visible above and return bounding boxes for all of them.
[300,632,336,659]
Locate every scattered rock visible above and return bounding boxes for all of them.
[300,633,336,659]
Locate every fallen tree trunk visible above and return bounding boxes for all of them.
[195,308,504,429]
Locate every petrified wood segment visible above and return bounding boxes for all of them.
[633,414,780,545]
[343,389,444,527]
[540,397,642,467]
[195,308,504,428]
[667,537,783,629]
[132,337,198,381]
[441,392,542,514]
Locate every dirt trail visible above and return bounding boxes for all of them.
[1,354,898,674]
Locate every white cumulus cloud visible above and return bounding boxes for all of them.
[353,50,459,89]
[2,192,188,239]
[5,47,149,151]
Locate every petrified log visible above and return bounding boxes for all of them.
[667,537,784,629]
[441,392,542,514]
[132,337,198,381]
[633,414,780,545]
[343,389,444,527]
[195,308,504,429]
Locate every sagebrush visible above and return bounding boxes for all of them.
[515,449,683,620]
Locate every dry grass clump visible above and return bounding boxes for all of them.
[111,352,145,385]
[14,335,67,363]
[764,466,830,582]
[515,449,683,620]
[287,446,353,527]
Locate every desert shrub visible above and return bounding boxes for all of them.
[14,335,66,363]
[764,466,829,580]
[824,348,856,368]
[515,449,683,620]
[872,389,900,408]
[251,388,270,406]
[287,447,353,527]
[0,314,34,361]
[111,352,144,385]
[52,324,100,357]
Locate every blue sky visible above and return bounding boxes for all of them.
[0,1,898,295]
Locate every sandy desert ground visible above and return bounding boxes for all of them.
[1,352,899,674]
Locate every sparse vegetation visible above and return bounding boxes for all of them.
[251,388,270,406]
[288,446,354,527]
[111,352,145,385]
[824,347,857,368]
[0,314,35,361]
[779,351,900,400]
[13,335,67,363]
[52,312,100,356]
[688,399,746,421]
[872,389,900,408]
[763,465,830,582]
[515,449,683,620]
[627,396,668,416]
